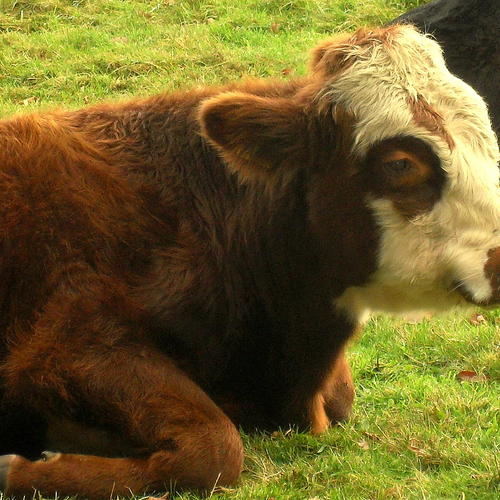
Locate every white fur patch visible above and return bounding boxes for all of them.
[326,26,500,321]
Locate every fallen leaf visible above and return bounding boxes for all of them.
[111,37,128,44]
[470,313,487,325]
[457,370,490,383]
[362,431,381,442]
[357,439,370,450]
[408,439,427,457]
[22,96,38,106]
[141,494,169,500]
[472,473,489,480]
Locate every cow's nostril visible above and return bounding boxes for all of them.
[486,247,500,273]
[483,247,500,304]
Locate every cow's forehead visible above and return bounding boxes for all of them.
[319,26,500,179]
[325,26,500,316]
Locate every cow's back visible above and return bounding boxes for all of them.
[0,112,172,334]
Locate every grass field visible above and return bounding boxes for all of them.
[1,0,500,499]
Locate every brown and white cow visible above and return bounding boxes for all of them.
[0,24,499,499]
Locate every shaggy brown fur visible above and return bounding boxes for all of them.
[0,77,362,499]
[0,25,495,499]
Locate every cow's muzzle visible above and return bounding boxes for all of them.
[484,246,500,304]
[453,246,500,307]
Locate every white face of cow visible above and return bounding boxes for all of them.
[200,24,500,323]
[325,26,500,320]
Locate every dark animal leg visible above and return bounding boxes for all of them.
[322,350,355,423]
[295,350,355,435]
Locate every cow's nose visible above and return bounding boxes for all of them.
[484,246,500,303]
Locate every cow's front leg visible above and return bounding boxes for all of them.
[321,350,355,423]
[0,342,243,499]
[276,308,357,434]
[293,350,354,435]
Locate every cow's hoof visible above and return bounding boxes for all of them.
[0,454,16,490]
[39,451,61,462]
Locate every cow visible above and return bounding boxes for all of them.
[390,0,500,136]
[0,24,499,499]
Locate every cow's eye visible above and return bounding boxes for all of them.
[382,158,412,176]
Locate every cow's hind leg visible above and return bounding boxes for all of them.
[0,344,244,499]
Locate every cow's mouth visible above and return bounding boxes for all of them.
[450,247,500,308]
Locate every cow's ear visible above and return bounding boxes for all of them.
[309,29,381,77]
[308,32,354,75]
[199,92,309,182]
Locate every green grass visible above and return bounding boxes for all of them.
[2,0,499,499]
[223,312,500,500]
[0,0,422,115]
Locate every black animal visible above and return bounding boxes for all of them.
[391,0,500,136]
